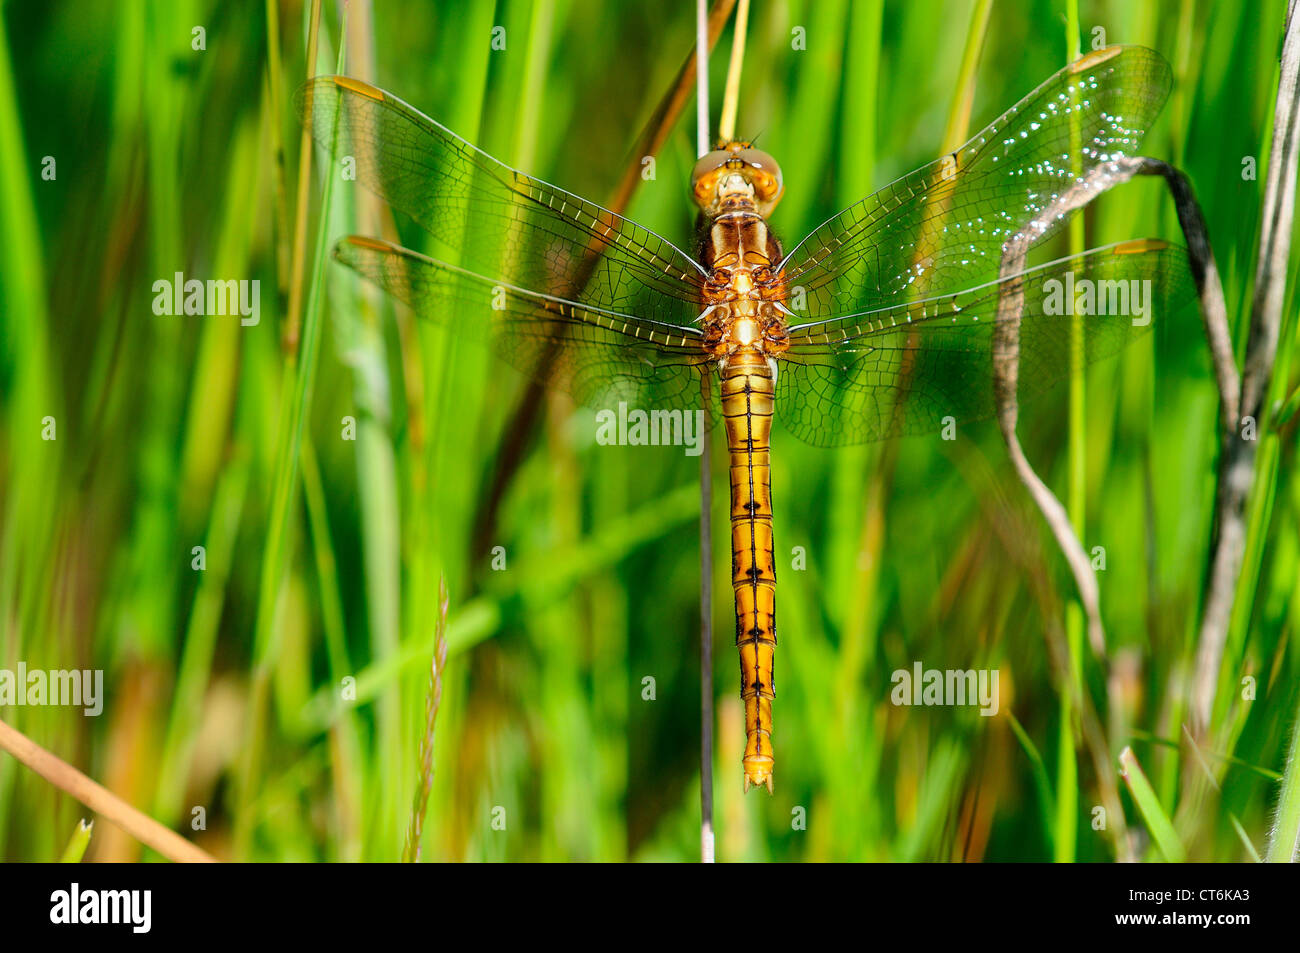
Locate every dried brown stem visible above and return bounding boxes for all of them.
[992,154,1230,860]
[993,152,1227,858]
[0,718,217,863]
[1192,1,1300,731]
[469,0,738,562]
[994,155,1231,663]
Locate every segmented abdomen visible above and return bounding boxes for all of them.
[721,346,777,793]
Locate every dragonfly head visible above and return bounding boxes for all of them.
[691,141,784,218]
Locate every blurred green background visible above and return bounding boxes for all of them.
[1,0,1297,862]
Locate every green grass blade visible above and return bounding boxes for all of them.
[58,819,93,863]
[1120,746,1186,862]
[1265,702,1300,861]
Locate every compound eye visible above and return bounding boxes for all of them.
[691,149,736,210]
[690,149,733,189]
[736,148,784,201]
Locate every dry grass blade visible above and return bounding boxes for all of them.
[994,174,1111,661]
[992,154,1232,860]
[469,0,738,561]
[0,719,216,863]
[994,155,1232,663]
[1192,0,1300,731]
[403,576,451,862]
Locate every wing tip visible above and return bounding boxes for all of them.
[1069,45,1125,73]
[1113,238,1170,255]
[331,75,386,101]
[340,235,399,253]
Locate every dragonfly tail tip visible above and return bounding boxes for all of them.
[742,760,774,794]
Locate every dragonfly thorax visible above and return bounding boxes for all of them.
[698,209,790,367]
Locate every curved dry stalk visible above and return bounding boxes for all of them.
[1192,1,1300,732]
[994,155,1232,664]
[992,154,1229,862]
[468,0,739,562]
[0,718,217,863]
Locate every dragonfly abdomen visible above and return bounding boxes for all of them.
[721,347,777,794]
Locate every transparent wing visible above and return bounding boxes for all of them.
[298,76,706,324]
[778,46,1172,320]
[335,236,711,412]
[776,241,1195,447]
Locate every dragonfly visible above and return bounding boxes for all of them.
[300,45,1195,793]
